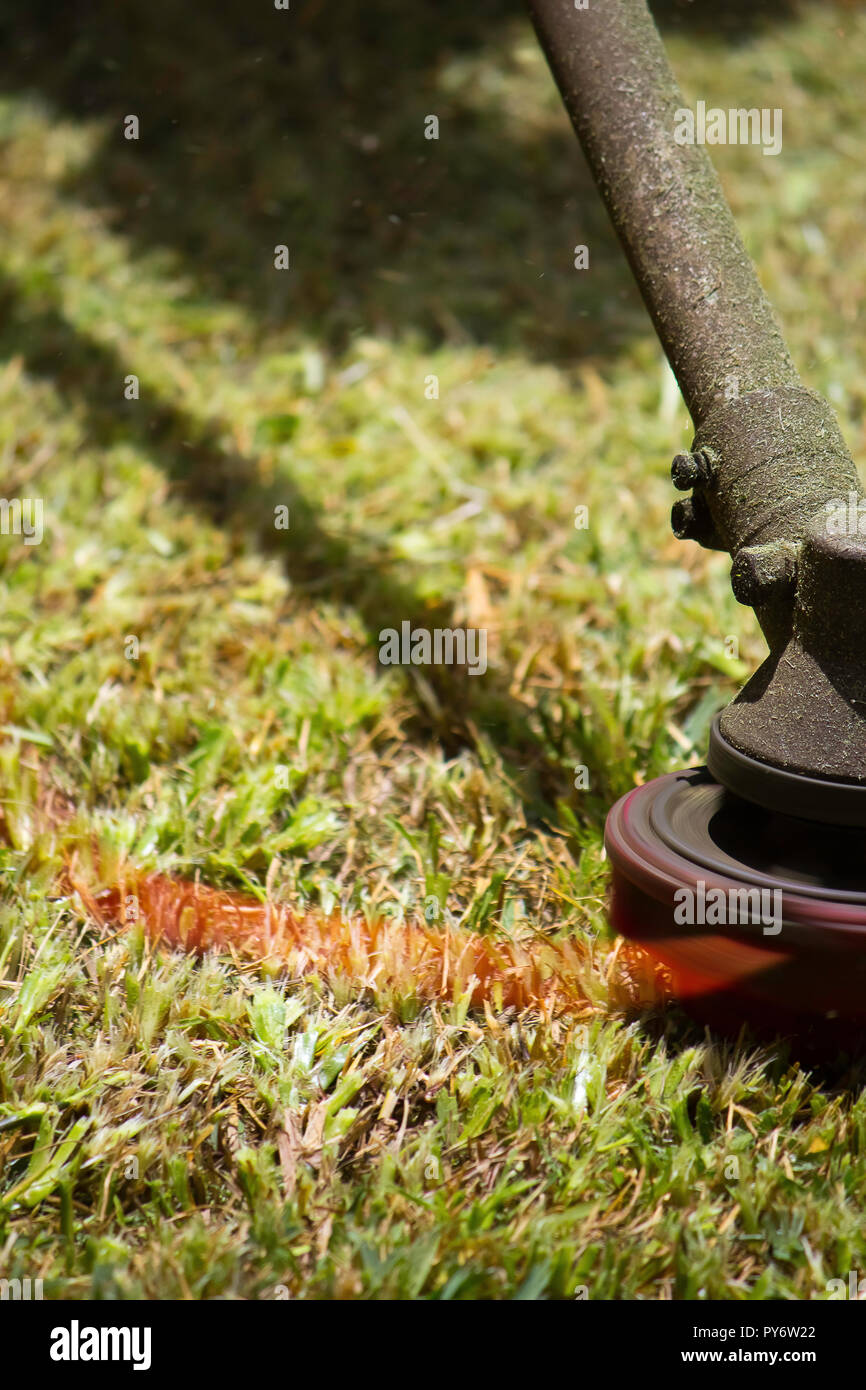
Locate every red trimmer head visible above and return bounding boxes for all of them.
[605,755,866,1041]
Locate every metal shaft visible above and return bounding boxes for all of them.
[527,0,861,661]
[529,0,866,797]
[526,0,796,424]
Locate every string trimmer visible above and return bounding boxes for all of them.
[528,0,866,1039]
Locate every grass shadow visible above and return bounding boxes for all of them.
[0,0,648,364]
[0,273,603,817]
[0,0,829,824]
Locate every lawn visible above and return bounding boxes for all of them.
[1,0,865,1299]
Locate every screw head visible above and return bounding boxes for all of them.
[671,452,701,490]
[671,497,697,539]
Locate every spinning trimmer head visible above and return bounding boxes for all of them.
[527,0,866,1040]
[605,766,866,1039]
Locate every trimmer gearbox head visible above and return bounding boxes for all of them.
[709,517,866,828]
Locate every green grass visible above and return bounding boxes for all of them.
[1,0,866,1299]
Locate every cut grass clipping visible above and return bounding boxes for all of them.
[74,856,668,1019]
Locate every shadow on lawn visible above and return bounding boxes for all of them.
[0,273,604,816]
[639,994,866,1088]
[0,0,810,362]
[0,0,819,821]
[0,0,648,363]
